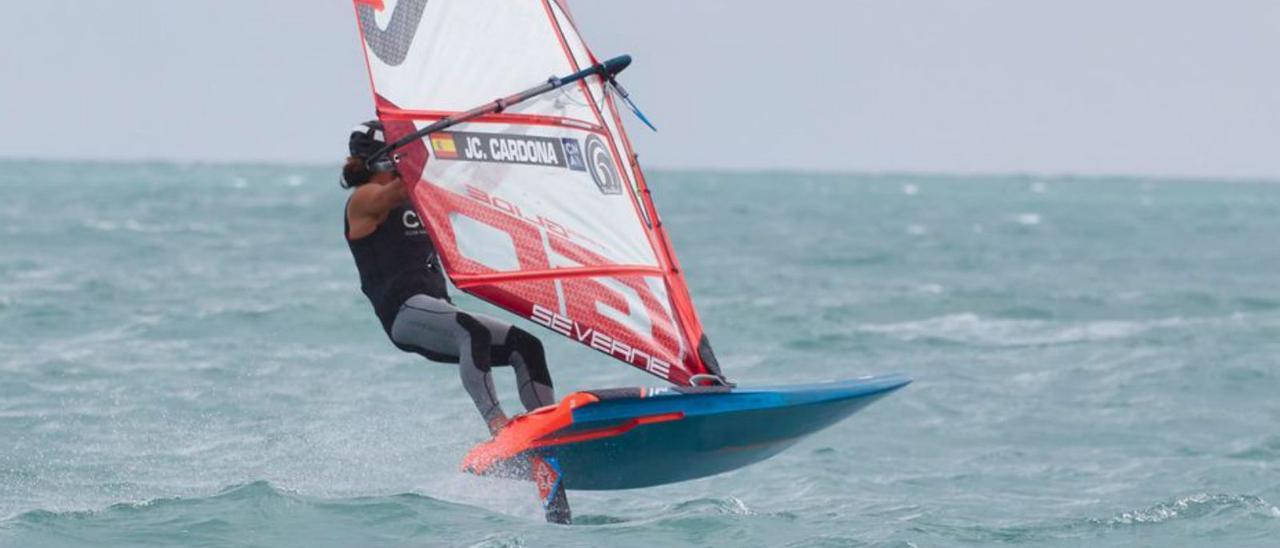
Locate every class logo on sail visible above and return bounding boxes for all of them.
[583,135,621,195]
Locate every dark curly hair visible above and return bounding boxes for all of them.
[341,155,374,189]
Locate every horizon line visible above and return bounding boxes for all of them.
[2,155,1277,185]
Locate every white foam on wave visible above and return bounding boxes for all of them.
[855,313,1191,347]
[83,219,118,232]
[82,217,223,235]
[914,283,945,295]
[1102,493,1280,526]
[1012,213,1041,226]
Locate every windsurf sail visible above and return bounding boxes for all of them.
[350,0,724,385]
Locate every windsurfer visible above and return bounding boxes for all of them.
[341,121,557,436]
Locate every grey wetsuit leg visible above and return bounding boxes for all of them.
[390,295,568,524]
[389,295,556,426]
[510,350,555,410]
[468,314,556,411]
[391,295,504,427]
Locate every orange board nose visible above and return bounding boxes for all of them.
[461,392,600,475]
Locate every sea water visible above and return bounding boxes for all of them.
[2,161,1278,547]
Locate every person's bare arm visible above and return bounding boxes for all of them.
[346,177,409,239]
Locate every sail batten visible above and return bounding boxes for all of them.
[376,107,606,132]
[351,0,721,385]
[452,265,667,288]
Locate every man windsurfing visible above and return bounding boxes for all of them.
[340,121,570,522]
[342,121,558,434]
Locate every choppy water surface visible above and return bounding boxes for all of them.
[2,161,1278,547]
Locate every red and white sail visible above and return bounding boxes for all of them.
[351,0,722,385]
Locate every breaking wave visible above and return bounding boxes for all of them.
[852,313,1199,347]
[1093,493,1280,526]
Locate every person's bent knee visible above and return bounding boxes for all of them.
[454,313,494,372]
[506,327,551,385]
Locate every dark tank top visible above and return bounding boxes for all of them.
[345,199,448,334]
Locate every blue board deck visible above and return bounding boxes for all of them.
[463,374,911,490]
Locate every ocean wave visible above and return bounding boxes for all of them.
[1093,493,1280,526]
[0,481,486,546]
[910,493,1280,544]
[3,481,287,523]
[4,480,446,520]
[1228,435,1280,461]
[79,218,226,235]
[852,313,1195,347]
[662,496,755,516]
[0,482,810,547]
[1010,213,1042,226]
[782,535,886,547]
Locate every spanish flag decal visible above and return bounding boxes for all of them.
[429,133,459,159]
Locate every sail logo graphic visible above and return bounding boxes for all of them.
[452,184,692,383]
[356,0,428,67]
[584,135,622,195]
[531,304,673,379]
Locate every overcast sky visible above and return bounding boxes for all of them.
[2,1,1277,179]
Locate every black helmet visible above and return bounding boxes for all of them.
[341,120,395,188]
[348,120,386,158]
